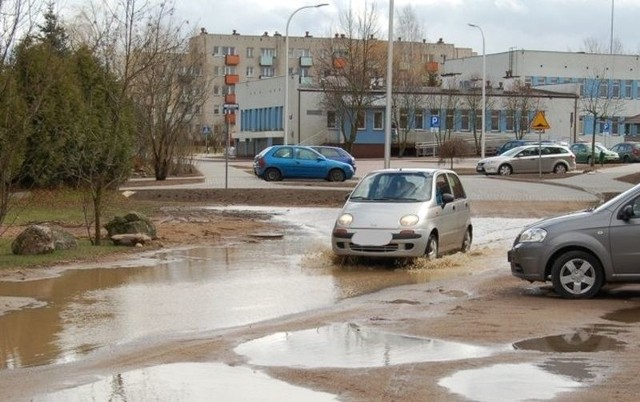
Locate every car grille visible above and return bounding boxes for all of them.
[349,244,400,253]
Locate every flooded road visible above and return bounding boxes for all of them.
[0,207,533,370]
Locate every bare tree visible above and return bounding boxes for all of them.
[502,80,542,140]
[580,36,624,54]
[580,70,625,167]
[316,3,384,152]
[391,5,427,156]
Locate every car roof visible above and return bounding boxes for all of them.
[367,168,456,175]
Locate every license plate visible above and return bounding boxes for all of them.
[352,231,392,246]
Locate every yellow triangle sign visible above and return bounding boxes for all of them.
[531,111,550,130]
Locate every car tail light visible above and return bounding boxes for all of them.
[257,157,266,168]
[633,148,640,156]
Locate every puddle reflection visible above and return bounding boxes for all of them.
[513,326,626,353]
[234,323,507,368]
[32,362,338,402]
[439,361,586,401]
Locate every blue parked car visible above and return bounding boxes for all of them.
[309,145,357,172]
[253,145,355,182]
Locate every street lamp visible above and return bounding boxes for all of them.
[284,3,329,145]
[468,23,486,158]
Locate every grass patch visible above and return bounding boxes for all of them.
[0,189,163,271]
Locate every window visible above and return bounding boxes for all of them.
[223,66,236,75]
[260,67,275,77]
[400,109,409,129]
[445,109,454,130]
[624,80,632,98]
[491,110,500,131]
[357,111,365,129]
[274,147,293,159]
[505,111,515,132]
[261,48,276,57]
[246,66,254,77]
[612,80,620,98]
[222,46,235,56]
[214,105,220,114]
[327,111,337,128]
[373,111,384,130]
[212,46,220,56]
[460,110,470,131]
[213,85,221,95]
[598,80,608,98]
[415,111,424,129]
[246,47,254,58]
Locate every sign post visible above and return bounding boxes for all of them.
[530,111,551,178]
[223,103,239,189]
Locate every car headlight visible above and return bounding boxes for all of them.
[400,214,419,226]
[336,213,353,226]
[518,227,547,243]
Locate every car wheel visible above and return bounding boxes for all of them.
[425,233,438,260]
[623,155,631,163]
[586,155,592,165]
[551,251,604,299]
[328,168,346,182]
[263,168,282,181]
[460,227,472,253]
[498,164,512,176]
[553,163,567,174]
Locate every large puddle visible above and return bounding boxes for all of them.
[234,322,508,368]
[32,362,339,402]
[0,208,534,370]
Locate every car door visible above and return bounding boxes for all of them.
[271,146,297,177]
[512,147,538,173]
[570,144,587,163]
[446,172,471,247]
[433,173,457,252]
[294,147,325,178]
[609,196,640,275]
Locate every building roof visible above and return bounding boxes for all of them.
[623,114,640,124]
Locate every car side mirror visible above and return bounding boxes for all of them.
[618,205,634,221]
[441,193,454,206]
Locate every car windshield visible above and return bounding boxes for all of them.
[349,172,433,202]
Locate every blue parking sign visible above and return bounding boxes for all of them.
[430,116,440,128]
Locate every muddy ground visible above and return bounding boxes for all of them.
[1,185,639,401]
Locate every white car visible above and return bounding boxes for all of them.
[331,168,472,259]
[476,144,576,175]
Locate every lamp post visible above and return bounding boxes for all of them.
[468,23,486,158]
[284,3,328,145]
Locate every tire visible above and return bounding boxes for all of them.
[551,251,604,299]
[460,227,472,253]
[425,233,438,260]
[263,167,282,182]
[328,168,346,182]
[623,155,631,163]
[553,163,567,174]
[586,156,592,165]
[498,164,512,176]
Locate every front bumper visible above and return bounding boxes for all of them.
[508,242,549,282]
[332,229,428,258]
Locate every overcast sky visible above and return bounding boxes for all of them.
[59,0,640,55]
[176,0,640,55]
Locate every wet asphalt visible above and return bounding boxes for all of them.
[123,155,639,203]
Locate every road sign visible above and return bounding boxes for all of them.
[202,125,211,135]
[531,111,550,130]
[223,103,239,113]
[430,116,440,128]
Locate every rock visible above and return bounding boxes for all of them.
[12,225,78,255]
[110,233,152,247]
[104,211,157,239]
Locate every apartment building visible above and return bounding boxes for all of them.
[187,28,473,151]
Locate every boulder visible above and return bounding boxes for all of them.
[12,225,78,255]
[110,233,153,247]
[104,211,157,240]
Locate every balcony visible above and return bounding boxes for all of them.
[426,62,439,73]
[299,56,313,67]
[225,74,239,85]
[225,93,236,103]
[225,112,236,125]
[259,55,274,66]
[333,57,346,69]
[225,54,240,66]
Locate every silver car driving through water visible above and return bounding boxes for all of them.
[331,168,472,260]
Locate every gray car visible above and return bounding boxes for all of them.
[331,168,472,259]
[476,144,576,175]
[508,183,640,299]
